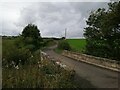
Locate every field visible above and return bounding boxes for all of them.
[66,39,86,52]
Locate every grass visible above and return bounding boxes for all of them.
[2,38,16,61]
[2,56,77,88]
[66,39,86,53]
[54,48,62,54]
[3,65,43,88]
[2,38,16,50]
[0,37,2,61]
[0,37,1,88]
[2,37,78,88]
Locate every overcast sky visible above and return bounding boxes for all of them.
[0,0,110,38]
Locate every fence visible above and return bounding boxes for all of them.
[62,50,120,72]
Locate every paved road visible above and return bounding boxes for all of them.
[44,49,119,88]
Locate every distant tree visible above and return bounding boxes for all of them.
[84,1,120,60]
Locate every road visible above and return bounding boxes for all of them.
[44,48,119,88]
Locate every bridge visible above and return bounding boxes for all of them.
[43,48,119,88]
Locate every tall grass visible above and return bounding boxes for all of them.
[2,38,77,88]
[3,58,77,88]
[0,37,2,58]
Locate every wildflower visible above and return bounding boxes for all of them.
[47,55,50,59]
[41,51,47,55]
[15,65,19,69]
[3,58,5,61]
[6,65,8,68]
[19,60,21,62]
[56,61,60,65]
[11,61,15,65]
[41,57,43,61]
[38,64,41,68]
[61,64,66,68]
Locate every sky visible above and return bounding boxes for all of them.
[0,0,111,38]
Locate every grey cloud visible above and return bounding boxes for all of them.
[2,2,108,38]
[2,24,19,36]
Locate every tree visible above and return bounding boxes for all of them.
[22,24,43,51]
[84,1,120,60]
[22,24,40,38]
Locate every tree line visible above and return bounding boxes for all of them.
[84,1,120,60]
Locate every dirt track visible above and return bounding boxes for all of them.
[44,48,119,88]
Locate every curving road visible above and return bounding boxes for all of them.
[44,47,119,88]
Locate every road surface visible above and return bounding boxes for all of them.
[44,48,119,88]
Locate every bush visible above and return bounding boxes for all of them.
[58,40,71,51]
[2,40,31,68]
[43,39,55,47]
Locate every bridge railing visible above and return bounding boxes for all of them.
[62,50,120,72]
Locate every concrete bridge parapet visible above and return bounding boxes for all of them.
[62,50,120,72]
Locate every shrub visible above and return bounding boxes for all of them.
[58,40,71,50]
[3,46,31,67]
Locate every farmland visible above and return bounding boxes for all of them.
[66,39,86,53]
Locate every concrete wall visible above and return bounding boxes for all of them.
[62,50,120,72]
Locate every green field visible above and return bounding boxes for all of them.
[66,39,86,52]
[0,38,2,57]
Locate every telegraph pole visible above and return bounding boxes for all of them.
[65,28,67,39]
